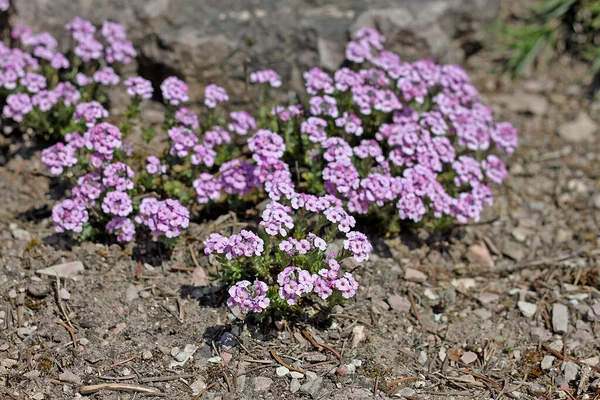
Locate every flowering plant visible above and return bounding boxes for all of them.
[204,194,370,316]
[0,17,135,138]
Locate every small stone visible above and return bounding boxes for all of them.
[300,377,323,398]
[387,295,411,313]
[473,308,492,320]
[418,351,428,365]
[59,288,71,300]
[476,292,499,304]
[142,350,153,360]
[451,278,476,291]
[558,113,597,143]
[530,327,552,342]
[190,379,206,394]
[36,261,84,280]
[32,393,44,400]
[217,332,237,348]
[351,325,367,348]
[398,387,416,397]
[503,242,526,261]
[16,327,36,338]
[207,356,222,363]
[336,365,348,375]
[290,378,301,393]
[404,268,427,282]
[423,288,438,300]
[563,362,579,382]
[582,356,599,366]
[518,301,537,318]
[552,303,569,333]
[461,351,478,365]
[541,355,555,370]
[466,244,494,268]
[290,371,304,379]
[125,285,139,302]
[11,226,32,241]
[27,282,50,298]
[496,92,548,115]
[253,376,272,392]
[58,371,81,384]
[276,366,289,377]
[79,338,89,346]
[305,371,318,381]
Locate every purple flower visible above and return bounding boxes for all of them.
[54,82,81,106]
[249,69,281,87]
[65,17,96,41]
[204,126,231,147]
[204,84,229,108]
[50,53,70,69]
[0,0,10,11]
[74,102,109,127]
[482,155,507,184]
[93,67,120,86]
[218,159,258,196]
[343,231,372,262]
[301,117,327,143]
[345,41,370,63]
[102,191,133,217]
[124,76,153,99]
[191,143,217,167]
[260,201,294,236]
[20,72,46,93]
[106,217,135,243]
[103,162,135,191]
[491,122,518,154]
[161,77,189,106]
[277,266,316,305]
[248,129,285,160]
[72,172,104,205]
[140,198,190,238]
[226,280,270,313]
[193,173,222,203]
[146,156,167,175]
[228,111,256,135]
[204,230,264,260]
[83,122,122,156]
[53,198,89,233]
[335,112,363,136]
[175,107,199,130]
[74,36,104,62]
[303,67,334,95]
[168,126,198,158]
[32,90,60,112]
[309,95,339,118]
[101,21,127,41]
[3,94,32,122]
[41,143,77,175]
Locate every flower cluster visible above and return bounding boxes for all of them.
[205,195,368,315]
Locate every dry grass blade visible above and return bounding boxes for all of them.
[79,383,161,395]
[269,348,304,373]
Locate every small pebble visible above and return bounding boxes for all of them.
[518,301,537,318]
[276,366,289,377]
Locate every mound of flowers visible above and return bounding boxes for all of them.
[0,12,517,316]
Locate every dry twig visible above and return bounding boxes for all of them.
[269,348,304,373]
[79,383,161,395]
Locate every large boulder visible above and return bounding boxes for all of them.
[11,0,499,105]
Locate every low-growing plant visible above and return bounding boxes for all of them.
[0,13,136,138]
[0,10,518,317]
[204,194,370,317]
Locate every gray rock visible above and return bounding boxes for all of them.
[398,387,416,397]
[558,113,597,143]
[276,366,289,377]
[404,268,427,282]
[495,92,549,115]
[36,261,84,280]
[13,0,499,109]
[473,308,492,320]
[59,371,81,384]
[387,295,411,313]
[518,301,537,318]
[290,378,301,393]
[300,377,323,398]
[461,351,478,364]
[27,282,50,298]
[563,362,579,382]
[552,303,569,334]
[541,355,555,370]
[253,377,272,392]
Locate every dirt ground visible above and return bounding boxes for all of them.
[1,9,600,400]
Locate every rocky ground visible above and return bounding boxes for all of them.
[1,3,600,400]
